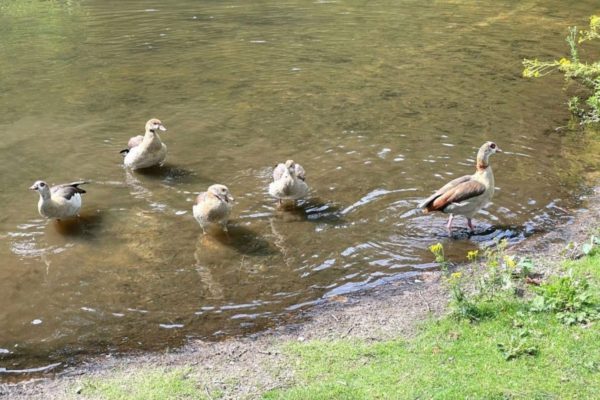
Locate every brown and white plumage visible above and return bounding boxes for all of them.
[193,184,234,233]
[418,141,502,234]
[269,160,308,205]
[120,118,167,170]
[30,180,88,220]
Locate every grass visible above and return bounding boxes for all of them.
[265,252,600,400]
[81,367,204,400]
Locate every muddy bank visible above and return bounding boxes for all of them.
[2,186,599,400]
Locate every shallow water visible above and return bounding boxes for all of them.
[1,0,599,372]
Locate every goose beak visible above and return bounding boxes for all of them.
[29,184,37,190]
[159,124,167,132]
[227,195,235,203]
[496,147,503,153]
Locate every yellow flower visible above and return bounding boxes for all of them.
[504,255,517,269]
[466,250,479,261]
[447,271,463,285]
[429,243,443,254]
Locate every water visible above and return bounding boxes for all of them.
[1,0,599,372]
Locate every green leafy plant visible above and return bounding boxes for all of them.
[530,274,599,325]
[497,328,539,361]
[477,240,523,299]
[429,244,482,321]
[582,234,600,255]
[447,271,482,322]
[523,15,600,124]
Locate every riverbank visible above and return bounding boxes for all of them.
[2,187,599,399]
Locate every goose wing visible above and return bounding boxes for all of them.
[272,163,287,181]
[195,192,208,205]
[418,175,479,209]
[128,135,144,149]
[294,162,306,181]
[120,135,144,155]
[51,181,88,200]
[421,177,486,212]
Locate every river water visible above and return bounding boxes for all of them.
[1,0,599,372]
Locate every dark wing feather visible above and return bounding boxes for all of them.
[418,175,472,209]
[427,180,486,212]
[120,135,144,155]
[51,181,88,200]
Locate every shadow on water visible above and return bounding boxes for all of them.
[271,197,345,224]
[436,223,526,245]
[196,223,278,257]
[51,211,104,239]
[132,163,196,184]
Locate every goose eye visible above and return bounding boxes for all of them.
[39,183,45,187]
[490,143,496,149]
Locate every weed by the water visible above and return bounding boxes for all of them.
[582,233,600,255]
[428,242,449,271]
[447,271,483,322]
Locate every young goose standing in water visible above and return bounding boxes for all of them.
[30,180,87,220]
[418,141,502,234]
[193,184,234,234]
[120,118,167,170]
[269,160,308,206]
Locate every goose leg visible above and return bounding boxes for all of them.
[446,214,454,235]
[467,218,475,233]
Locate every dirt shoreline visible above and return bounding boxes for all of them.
[2,186,599,400]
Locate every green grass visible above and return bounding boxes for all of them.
[265,253,600,400]
[81,367,203,400]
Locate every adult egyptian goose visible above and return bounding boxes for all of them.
[268,160,308,206]
[418,141,502,234]
[193,184,234,233]
[120,118,167,170]
[30,180,87,220]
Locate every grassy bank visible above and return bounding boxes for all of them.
[75,238,600,400]
[264,243,600,399]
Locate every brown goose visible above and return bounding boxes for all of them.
[418,141,502,234]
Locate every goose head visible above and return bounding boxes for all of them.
[30,180,51,199]
[476,141,502,168]
[284,160,297,178]
[145,118,167,133]
[208,184,234,204]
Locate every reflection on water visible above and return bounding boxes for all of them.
[1,0,600,372]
